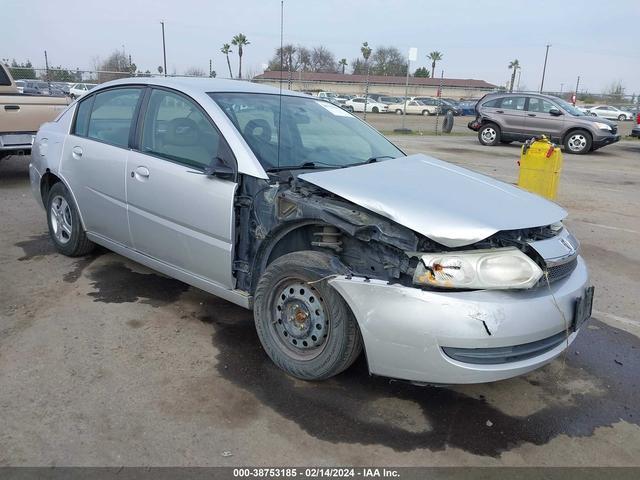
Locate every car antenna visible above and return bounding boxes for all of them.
[277,0,284,169]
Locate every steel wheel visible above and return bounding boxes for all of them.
[272,279,329,361]
[49,195,72,244]
[481,127,497,143]
[567,133,587,152]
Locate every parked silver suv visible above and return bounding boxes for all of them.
[468,92,620,154]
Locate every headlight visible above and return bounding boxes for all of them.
[594,122,612,130]
[413,247,543,290]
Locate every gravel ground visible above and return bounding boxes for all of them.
[0,136,639,467]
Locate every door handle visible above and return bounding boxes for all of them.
[496,110,504,113]
[131,166,150,180]
[4,105,20,111]
[527,113,537,117]
[72,146,83,158]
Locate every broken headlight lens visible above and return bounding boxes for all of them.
[413,247,542,290]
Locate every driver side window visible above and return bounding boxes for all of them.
[141,89,224,170]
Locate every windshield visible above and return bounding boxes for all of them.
[551,97,585,116]
[209,93,404,171]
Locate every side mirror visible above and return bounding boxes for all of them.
[203,156,235,179]
[549,107,562,116]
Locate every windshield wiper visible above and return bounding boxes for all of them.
[266,161,343,172]
[349,155,396,167]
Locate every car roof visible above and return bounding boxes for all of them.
[91,76,308,99]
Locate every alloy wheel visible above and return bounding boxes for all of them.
[50,195,73,244]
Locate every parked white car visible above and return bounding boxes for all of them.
[69,83,97,99]
[344,97,388,113]
[586,105,633,121]
[388,100,437,116]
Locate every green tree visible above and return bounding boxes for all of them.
[427,51,443,78]
[371,46,406,76]
[231,33,250,79]
[221,44,233,78]
[414,67,430,78]
[508,59,520,93]
[339,58,348,74]
[361,42,372,119]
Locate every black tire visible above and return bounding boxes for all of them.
[46,182,95,256]
[563,129,592,155]
[478,123,501,146]
[618,114,625,121]
[372,106,379,113]
[395,109,403,115]
[347,106,354,113]
[421,110,429,116]
[253,251,363,381]
[442,112,454,133]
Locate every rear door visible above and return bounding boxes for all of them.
[61,86,143,246]
[495,96,527,135]
[126,87,237,289]
[522,97,565,140]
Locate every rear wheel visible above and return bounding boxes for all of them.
[422,110,429,116]
[253,251,362,381]
[46,182,95,256]
[564,130,592,155]
[618,114,626,121]
[372,106,379,113]
[347,105,354,113]
[395,109,403,115]
[478,123,501,146]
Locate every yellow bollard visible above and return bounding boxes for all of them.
[518,135,563,200]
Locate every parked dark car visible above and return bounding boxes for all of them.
[632,113,640,138]
[22,80,51,95]
[457,100,478,116]
[468,92,620,154]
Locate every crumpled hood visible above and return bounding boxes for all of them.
[298,154,566,248]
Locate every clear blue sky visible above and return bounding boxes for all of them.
[2,0,639,94]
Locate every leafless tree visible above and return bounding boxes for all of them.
[185,66,206,77]
[310,46,338,73]
[371,46,406,76]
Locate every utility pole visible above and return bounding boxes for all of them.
[516,68,522,91]
[560,82,564,96]
[160,21,167,77]
[43,50,50,83]
[573,76,580,106]
[209,59,212,77]
[539,43,551,93]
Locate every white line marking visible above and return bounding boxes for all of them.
[593,310,639,327]
[575,221,640,235]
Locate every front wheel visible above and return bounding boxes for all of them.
[478,123,501,146]
[618,114,626,121]
[346,106,354,113]
[564,130,592,155]
[395,109,403,115]
[372,107,379,113]
[421,110,429,116]
[253,251,362,381]
[46,182,95,256]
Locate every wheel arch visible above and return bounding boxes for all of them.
[562,127,593,145]
[40,170,87,230]
[250,220,335,293]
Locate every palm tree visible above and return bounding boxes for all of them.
[221,44,233,78]
[339,58,348,74]
[428,51,443,78]
[231,33,250,79]
[508,59,520,92]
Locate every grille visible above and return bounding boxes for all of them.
[442,331,568,365]
[544,257,578,284]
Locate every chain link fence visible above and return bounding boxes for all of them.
[6,66,639,136]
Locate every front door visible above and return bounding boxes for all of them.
[522,97,565,140]
[126,88,237,289]
[60,86,143,246]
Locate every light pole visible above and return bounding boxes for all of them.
[539,43,551,93]
[160,21,167,77]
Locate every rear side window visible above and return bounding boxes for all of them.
[86,88,142,148]
[482,98,501,108]
[0,67,11,86]
[73,97,94,137]
[501,97,526,110]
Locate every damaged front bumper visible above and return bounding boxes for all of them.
[329,256,589,384]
